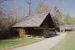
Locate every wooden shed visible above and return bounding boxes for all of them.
[13,12,60,39]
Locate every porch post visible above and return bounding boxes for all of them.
[18,28,26,39]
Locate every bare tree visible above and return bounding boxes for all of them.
[9,6,19,24]
[0,0,7,30]
[25,0,31,16]
[0,0,16,39]
[51,6,63,25]
[36,1,50,14]
[0,0,8,3]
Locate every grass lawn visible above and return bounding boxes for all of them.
[0,38,43,50]
[51,31,75,50]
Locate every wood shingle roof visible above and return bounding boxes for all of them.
[13,13,49,27]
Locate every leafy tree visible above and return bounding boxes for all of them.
[63,14,75,25]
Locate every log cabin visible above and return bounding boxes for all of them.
[12,12,60,39]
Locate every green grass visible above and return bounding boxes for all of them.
[51,32,75,50]
[0,38,42,50]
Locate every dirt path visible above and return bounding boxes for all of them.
[11,32,67,50]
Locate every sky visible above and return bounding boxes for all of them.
[1,0,75,17]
